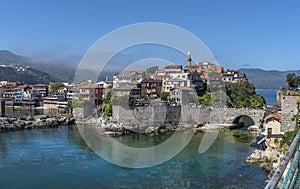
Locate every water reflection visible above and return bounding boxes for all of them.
[0,125,267,189]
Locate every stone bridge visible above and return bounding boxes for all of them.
[221,108,265,126]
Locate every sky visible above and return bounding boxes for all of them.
[0,0,300,71]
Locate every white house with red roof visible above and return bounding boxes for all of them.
[263,113,282,135]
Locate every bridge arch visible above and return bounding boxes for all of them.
[233,115,255,127]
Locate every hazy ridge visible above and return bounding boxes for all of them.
[1,50,299,88]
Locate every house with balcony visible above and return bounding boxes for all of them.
[14,85,32,100]
[222,69,247,83]
[78,83,105,107]
[32,84,49,97]
[162,71,204,93]
[141,79,162,99]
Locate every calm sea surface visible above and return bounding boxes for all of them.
[256,89,277,106]
[0,89,276,188]
[0,126,268,189]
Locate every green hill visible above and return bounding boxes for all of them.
[0,66,51,84]
[0,50,75,83]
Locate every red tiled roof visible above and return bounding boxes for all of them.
[34,84,48,87]
[226,69,239,73]
[66,85,74,89]
[177,86,194,91]
[135,70,145,74]
[79,83,100,89]
[264,113,282,121]
[16,85,31,89]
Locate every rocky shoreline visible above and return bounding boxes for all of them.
[78,114,222,136]
[245,139,285,178]
[0,115,76,132]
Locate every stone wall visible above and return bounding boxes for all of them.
[280,95,299,132]
[112,105,264,127]
[180,106,209,124]
[73,101,96,121]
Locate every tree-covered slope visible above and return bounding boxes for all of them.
[0,67,51,84]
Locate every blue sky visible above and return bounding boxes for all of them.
[0,0,299,71]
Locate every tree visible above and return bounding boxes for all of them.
[50,82,64,94]
[226,81,265,108]
[102,103,112,116]
[103,91,112,104]
[286,73,300,88]
[146,66,159,74]
[159,92,169,101]
[66,100,73,114]
[198,91,212,106]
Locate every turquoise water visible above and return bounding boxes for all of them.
[0,126,268,189]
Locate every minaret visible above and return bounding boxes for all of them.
[187,50,191,67]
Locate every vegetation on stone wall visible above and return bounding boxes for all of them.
[101,103,112,116]
[102,90,113,116]
[198,91,212,106]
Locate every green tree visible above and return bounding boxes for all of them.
[66,100,73,114]
[50,82,64,94]
[102,103,112,116]
[146,66,158,74]
[226,81,265,108]
[286,73,300,88]
[198,91,212,106]
[103,91,112,104]
[128,95,135,108]
[159,92,169,101]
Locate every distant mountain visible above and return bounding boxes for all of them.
[0,50,76,83]
[0,50,31,65]
[239,68,300,89]
[1,50,300,88]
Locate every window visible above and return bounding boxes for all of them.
[268,128,272,135]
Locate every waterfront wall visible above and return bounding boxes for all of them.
[73,101,96,121]
[112,105,264,127]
